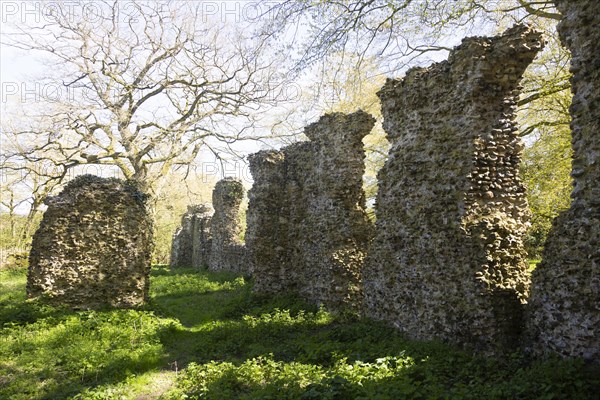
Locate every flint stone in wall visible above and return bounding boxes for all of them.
[363,25,543,351]
[246,111,375,309]
[170,204,213,268]
[527,1,600,362]
[246,150,288,292]
[27,175,153,309]
[208,178,247,273]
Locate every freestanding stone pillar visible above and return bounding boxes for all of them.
[294,112,375,308]
[27,175,153,309]
[363,25,543,351]
[170,207,196,268]
[208,178,247,273]
[527,1,600,361]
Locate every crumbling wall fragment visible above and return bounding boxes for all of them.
[27,175,153,309]
[246,150,289,292]
[208,178,247,273]
[527,1,600,361]
[246,111,375,308]
[191,204,213,269]
[363,25,543,351]
[170,204,213,268]
[170,207,195,268]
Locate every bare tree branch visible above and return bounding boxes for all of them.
[2,0,289,197]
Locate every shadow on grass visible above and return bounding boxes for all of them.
[180,354,600,399]
[162,313,600,400]
[1,308,169,400]
[150,267,600,399]
[151,270,335,366]
[0,268,71,328]
[0,267,169,399]
[3,267,599,399]
[150,268,454,375]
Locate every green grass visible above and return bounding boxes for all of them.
[1,266,598,399]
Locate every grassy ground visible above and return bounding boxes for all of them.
[1,266,598,399]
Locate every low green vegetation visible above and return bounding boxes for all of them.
[1,266,598,399]
[528,258,542,271]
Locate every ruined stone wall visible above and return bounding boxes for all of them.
[27,175,153,309]
[208,178,247,273]
[170,204,213,268]
[170,181,246,273]
[191,205,213,269]
[246,111,375,308]
[170,208,195,268]
[246,150,289,291]
[363,25,543,351]
[527,1,600,361]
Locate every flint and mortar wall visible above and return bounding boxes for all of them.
[208,178,247,273]
[192,205,213,269]
[170,204,213,269]
[170,206,195,267]
[246,111,375,309]
[363,25,543,351]
[527,1,600,361]
[27,175,153,309]
[246,151,288,292]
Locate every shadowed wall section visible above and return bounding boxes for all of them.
[363,25,544,351]
[246,150,288,292]
[527,0,600,362]
[170,204,213,269]
[246,111,375,309]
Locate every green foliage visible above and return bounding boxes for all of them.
[1,267,598,399]
[155,269,599,400]
[151,173,215,264]
[0,213,39,256]
[168,328,600,399]
[518,21,572,258]
[1,251,28,270]
[0,268,174,399]
[521,125,572,258]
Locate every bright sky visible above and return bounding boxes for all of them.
[0,0,538,215]
[0,1,290,214]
